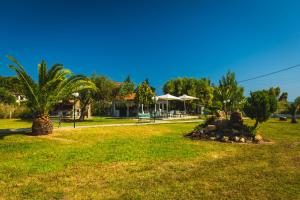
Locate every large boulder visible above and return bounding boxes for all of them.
[230,111,243,124]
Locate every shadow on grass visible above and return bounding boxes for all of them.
[0,128,31,139]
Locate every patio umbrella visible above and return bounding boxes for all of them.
[156,94,182,115]
[179,94,199,113]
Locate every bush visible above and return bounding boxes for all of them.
[244,90,277,131]
[0,103,32,119]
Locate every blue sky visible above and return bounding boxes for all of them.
[0,0,300,100]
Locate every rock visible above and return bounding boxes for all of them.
[239,137,245,143]
[209,137,216,141]
[230,111,243,124]
[213,119,230,130]
[207,125,217,131]
[222,136,229,142]
[233,136,239,142]
[254,134,263,143]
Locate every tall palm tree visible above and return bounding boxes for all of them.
[7,56,96,135]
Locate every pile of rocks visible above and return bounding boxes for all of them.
[185,111,264,143]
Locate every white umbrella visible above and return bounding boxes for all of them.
[156,94,182,115]
[179,94,198,113]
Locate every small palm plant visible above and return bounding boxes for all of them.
[7,56,96,135]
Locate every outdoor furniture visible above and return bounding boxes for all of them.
[156,94,182,118]
[178,94,198,114]
[138,113,154,123]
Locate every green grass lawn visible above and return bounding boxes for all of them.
[0,117,137,130]
[0,119,299,199]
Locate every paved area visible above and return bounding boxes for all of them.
[0,119,203,134]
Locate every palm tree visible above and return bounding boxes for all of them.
[7,56,96,135]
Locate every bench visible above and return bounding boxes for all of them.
[137,113,155,123]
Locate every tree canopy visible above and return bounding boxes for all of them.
[213,71,244,112]
[244,90,278,130]
[163,77,213,108]
[135,81,155,106]
[0,87,16,105]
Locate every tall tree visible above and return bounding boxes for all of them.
[163,77,213,110]
[0,87,16,105]
[8,56,95,135]
[91,75,117,116]
[118,76,135,98]
[214,71,244,112]
[135,81,155,113]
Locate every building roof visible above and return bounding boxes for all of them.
[123,93,136,100]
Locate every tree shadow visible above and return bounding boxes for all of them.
[0,128,31,140]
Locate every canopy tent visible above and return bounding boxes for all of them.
[156,94,182,115]
[179,94,199,113]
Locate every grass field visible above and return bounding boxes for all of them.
[0,117,137,130]
[0,119,299,199]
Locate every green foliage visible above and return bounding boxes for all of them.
[244,90,278,129]
[163,77,213,108]
[0,76,22,94]
[279,92,288,102]
[0,87,16,104]
[7,55,96,118]
[289,96,300,123]
[214,71,244,112]
[91,75,118,116]
[135,81,155,105]
[118,76,135,98]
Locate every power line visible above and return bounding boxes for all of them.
[238,63,300,83]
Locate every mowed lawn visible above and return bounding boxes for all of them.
[0,120,299,199]
[0,117,137,130]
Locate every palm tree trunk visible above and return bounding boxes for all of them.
[32,114,53,135]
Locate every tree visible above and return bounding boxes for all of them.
[135,81,155,113]
[214,71,244,113]
[118,76,135,98]
[244,90,278,131]
[91,75,117,116]
[8,56,95,135]
[289,96,300,123]
[0,87,16,105]
[78,90,93,121]
[0,76,22,94]
[163,77,213,111]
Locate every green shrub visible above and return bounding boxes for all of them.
[244,90,277,131]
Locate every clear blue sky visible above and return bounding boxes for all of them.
[0,0,300,100]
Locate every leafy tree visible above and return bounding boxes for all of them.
[244,90,278,131]
[118,76,135,98]
[289,96,300,123]
[91,75,117,115]
[214,71,244,112]
[0,87,16,105]
[279,92,288,102]
[0,76,22,94]
[268,87,281,98]
[78,90,93,121]
[8,56,95,135]
[135,81,155,113]
[163,77,213,111]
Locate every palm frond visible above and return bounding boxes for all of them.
[38,60,47,87]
